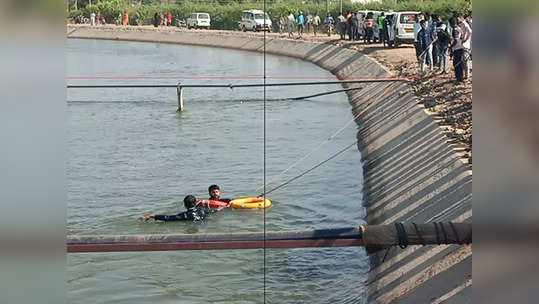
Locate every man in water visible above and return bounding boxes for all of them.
[140,195,218,222]
[204,184,231,203]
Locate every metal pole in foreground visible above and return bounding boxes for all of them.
[66,223,471,253]
[177,83,184,112]
[67,227,364,253]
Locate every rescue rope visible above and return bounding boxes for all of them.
[260,141,358,196]
[449,222,462,245]
[66,88,361,104]
[256,81,397,194]
[395,222,409,249]
[413,222,426,246]
[255,107,364,193]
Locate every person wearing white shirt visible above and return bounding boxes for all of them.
[90,12,96,26]
[460,17,472,78]
[313,13,321,36]
[287,12,295,38]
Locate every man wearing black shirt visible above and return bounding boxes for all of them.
[140,195,217,222]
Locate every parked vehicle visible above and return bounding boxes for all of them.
[393,11,420,46]
[186,13,211,29]
[238,10,272,32]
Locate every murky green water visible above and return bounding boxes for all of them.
[67,39,368,304]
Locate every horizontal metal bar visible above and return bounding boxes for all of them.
[67,227,363,253]
[68,239,365,253]
[66,79,402,89]
[66,223,471,253]
[67,84,178,88]
[69,227,363,244]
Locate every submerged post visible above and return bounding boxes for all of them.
[177,83,184,112]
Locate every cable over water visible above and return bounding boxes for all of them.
[255,81,402,195]
[254,97,370,194]
[260,141,359,197]
[67,88,363,104]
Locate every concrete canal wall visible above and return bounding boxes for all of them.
[68,26,472,304]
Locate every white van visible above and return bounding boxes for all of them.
[393,11,420,45]
[238,10,272,32]
[186,12,211,29]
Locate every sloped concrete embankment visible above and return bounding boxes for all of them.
[68,27,472,304]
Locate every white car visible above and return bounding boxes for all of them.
[187,13,210,29]
[238,10,272,32]
[393,11,421,45]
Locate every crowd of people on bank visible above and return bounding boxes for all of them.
[88,11,174,27]
[279,11,334,37]
[279,10,472,82]
[89,11,130,26]
[279,11,393,43]
[152,12,174,27]
[335,11,384,43]
[415,12,472,82]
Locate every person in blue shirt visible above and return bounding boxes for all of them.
[413,14,423,62]
[296,11,305,37]
[325,13,334,36]
[418,19,433,73]
[436,23,451,73]
[325,13,334,24]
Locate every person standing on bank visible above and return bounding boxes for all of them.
[287,12,295,38]
[418,19,433,73]
[312,13,321,36]
[90,12,96,26]
[337,13,346,40]
[449,17,465,82]
[413,14,423,63]
[153,12,160,27]
[436,23,451,74]
[296,11,305,38]
[122,11,129,26]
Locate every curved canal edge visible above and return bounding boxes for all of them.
[67,25,472,304]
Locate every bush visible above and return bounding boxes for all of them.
[69,9,84,20]
[349,0,471,20]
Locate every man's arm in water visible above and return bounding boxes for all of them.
[140,212,189,221]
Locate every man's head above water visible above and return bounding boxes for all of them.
[183,195,197,209]
[208,185,221,200]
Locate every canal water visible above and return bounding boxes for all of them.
[67,39,368,304]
